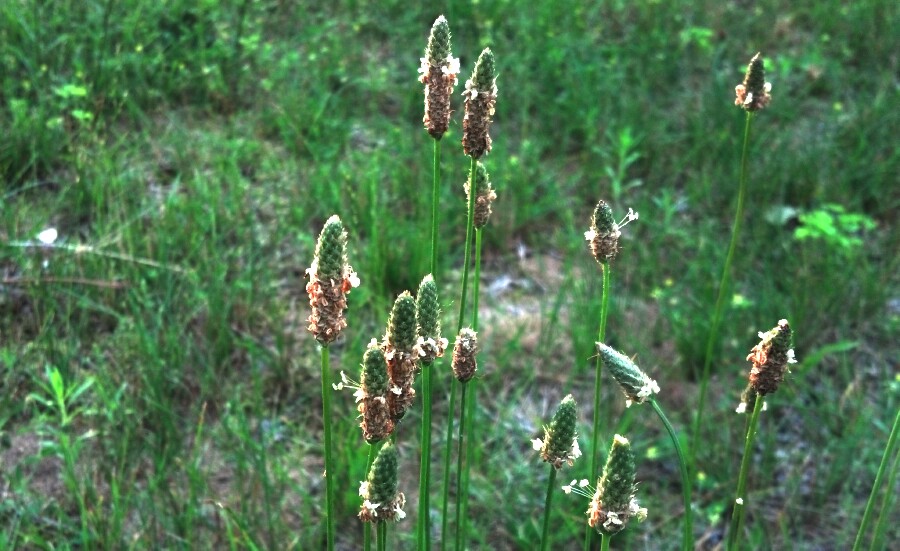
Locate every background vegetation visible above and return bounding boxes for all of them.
[1,0,897,548]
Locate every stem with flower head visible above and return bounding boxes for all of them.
[376,521,387,551]
[650,397,693,551]
[364,444,377,551]
[454,381,470,551]
[692,111,754,471]
[585,262,611,551]
[600,533,611,551]
[320,345,335,551]
[540,465,559,551]
[853,407,900,551]
[727,392,763,551]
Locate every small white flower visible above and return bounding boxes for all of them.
[787,349,797,364]
[744,92,754,106]
[37,228,58,245]
[444,55,460,75]
[353,388,366,403]
[735,497,744,505]
[531,438,544,451]
[362,499,380,515]
[394,503,406,519]
[359,481,370,496]
[332,382,343,390]
[736,402,748,414]
[570,438,582,460]
[348,271,361,288]
[764,82,772,93]
[390,385,402,396]
[584,229,597,242]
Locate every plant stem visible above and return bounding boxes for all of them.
[418,360,434,551]
[869,442,899,551]
[376,522,387,551]
[600,532,611,551]
[854,407,900,551]
[320,345,335,551]
[364,444,377,551]
[727,392,764,551]
[456,156,478,333]
[585,263,611,551]
[454,382,470,551]
[540,466,559,551]
[692,111,753,472]
[440,379,457,551]
[431,138,442,277]
[650,398,693,551]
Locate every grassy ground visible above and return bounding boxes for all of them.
[1,0,898,549]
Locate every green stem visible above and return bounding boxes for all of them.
[854,407,900,551]
[376,522,387,551]
[472,229,483,331]
[364,444,377,551]
[320,345,335,551]
[456,157,478,334]
[585,263,611,551]
[540,466,559,551]
[418,360,434,551]
[727,392,764,551]
[440,379,458,551]
[431,138,442,277]
[692,111,754,471]
[454,382,470,551]
[869,440,900,551]
[650,398,693,551]
[600,532,611,551]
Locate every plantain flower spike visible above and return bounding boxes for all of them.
[587,434,647,535]
[596,343,660,407]
[384,291,420,423]
[461,48,497,159]
[358,341,394,443]
[306,215,360,344]
[451,328,478,383]
[359,441,406,523]
[585,200,638,265]
[532,394,581,469]
[746,319,796,397]
[464,161,498,229]
[734,52,772,111]
[419,15,460,139]
[414,274,448,363]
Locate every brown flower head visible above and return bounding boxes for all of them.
[419,15,460,139]
[451,328,478,383]
[306,215,360,344]
[383,291,419,423]
[461,48,497,159]
[586,434,647,535]
[359,441,406,523]
[464,161,498,229]
[358,341,394,443]
[585,200,638,265]
[734,53,772,111]
[746,319,796,396]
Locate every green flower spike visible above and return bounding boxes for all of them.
[587,434,647,535]
[585,200,639,265]
[415,274,448,363]
[358,342,394,443]
[419,15,460,139]
[384,291,420,422]
[464,161,498,229]
[734,52,772,111]
[306,215,360,344]
[533,394,581,469]
[359,441,406,523]
[596,343,660,407]
[461,48,497,159]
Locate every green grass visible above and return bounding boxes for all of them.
[2,0,898,549]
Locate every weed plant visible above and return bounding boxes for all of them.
[1,2,897,550]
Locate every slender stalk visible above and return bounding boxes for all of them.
[376,522,387,551]
[460,377,476,545]
[854,407,900,551]
[727,392,764,551]
[364,444,377,551]
[320,346,336,551]
[869,442,900,551]
[585,263,611,551]
[456,156,478,333]
[418,360,434,551]
[600,532,611,551]
[692,112,754,471]
[454,382,470,551]
[431,138,442,276]
[650,398,693,551]
[440,379,457,551]
[540,466,559,551]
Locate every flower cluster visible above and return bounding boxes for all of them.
[596,343,660,407]
[419,15,460,139]
[461,48,497,159]
[359,442,406,523]
[451,328,478,383]
[584,200,638,265]
[383,292,420,423]
[746,318,796,396]
[414,274,448,363]
[334,341,395,443]
[532,394,581,469]
[464,161,498,229]
[306,215,360,344]
[734,52,772,112]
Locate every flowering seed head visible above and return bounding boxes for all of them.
[596,343,660,407]
[384,292,420,423]
[387,291,418,353]
[747,319,796,396]
[535,394,581,469]
[359,441,406,523]
[415,275,448,363]
[306,215,360,344]
[585,200,638,265]
[461,48,497,159]
[359,343,394,443]
[464,161,498,229]
[451,328,478,383]
[587,434,646,535]
[420,16,460,139]
[734,53,772,111]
